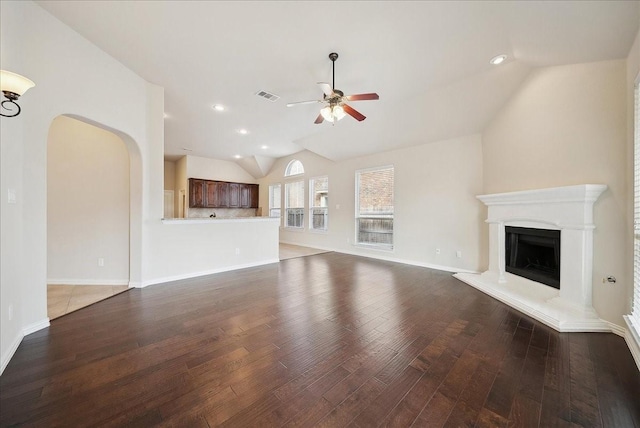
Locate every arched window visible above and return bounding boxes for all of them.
[285,159,304,176]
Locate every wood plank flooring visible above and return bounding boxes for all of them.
[1,252,639,427]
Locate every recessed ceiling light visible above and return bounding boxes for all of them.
[163,113,169,119]
[490,54,507,65]
[238,129,249,135]
[261,145,268,150]
[212,104,225,112]
[234,155,242,159]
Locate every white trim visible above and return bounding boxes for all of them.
[47,278,129,286]
[278,240,478,274]
[23,318,50,336]
[138,258,280,288]
[478,184,607,206]
[624,315,640,371]
[1,318,53,375]
[0,331,23,375]
[606,321,627,337]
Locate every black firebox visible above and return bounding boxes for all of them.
[505,226,560,289]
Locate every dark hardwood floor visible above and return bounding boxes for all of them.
[1,252,639,427]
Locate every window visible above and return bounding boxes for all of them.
[356,166,394,249]
[309,176,328,231]
[269,184,281,218]
[631,80,640,337]
[285,159,304,176]
[285,181,304,228]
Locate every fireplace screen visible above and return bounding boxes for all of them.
[505,226,560,289]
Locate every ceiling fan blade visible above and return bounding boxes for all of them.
[286,100,321,107]
[343,104,366,121]
[345,93,379,101]
[314,113,324,124]
[318,82,333,96]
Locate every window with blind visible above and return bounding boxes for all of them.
[285,181,304,228]
[630,81,640,337]
[355,166,394,249]
[309,176,328,231]
[269,184,281,219]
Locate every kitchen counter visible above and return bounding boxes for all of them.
[162,217,280,225]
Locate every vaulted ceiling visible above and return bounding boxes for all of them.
[37,1,639,176]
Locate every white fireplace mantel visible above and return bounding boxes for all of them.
[455,184,611,332]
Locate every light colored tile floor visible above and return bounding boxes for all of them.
[279,243,330,260]
[47,284,129,320]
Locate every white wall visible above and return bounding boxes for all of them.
[175,156,187,218]
[47,116,130,285]
[0,1,279,374]
[0,0,149,373]
[482,59,628,328]
[0,0,26,374]
[259,135,486,273]
[187,155,258,183]
[164,160,176,191]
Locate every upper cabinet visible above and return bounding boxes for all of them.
[189,178,258,208]
[229,183,240,208]
[189,179,206,208]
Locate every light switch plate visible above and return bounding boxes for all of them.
[8,189,16,204]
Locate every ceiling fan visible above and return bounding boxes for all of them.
[287,52,379,124]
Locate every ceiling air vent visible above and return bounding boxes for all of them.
[255,90,280,102]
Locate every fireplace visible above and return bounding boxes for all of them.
[453,184,610,333]
[505,226,560,289]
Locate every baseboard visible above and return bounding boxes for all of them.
[0,317,50,376]
[0,331,23,376]
[23,318,50,335]
[47,278,129,286]
[623,315,640,372]
[139,258,280,288]
[278,240,480,274]
[606,321,627,337]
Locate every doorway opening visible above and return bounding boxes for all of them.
[47,116,131,318]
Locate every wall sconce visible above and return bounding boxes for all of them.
[0,70,35,118]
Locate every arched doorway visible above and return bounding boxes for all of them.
[46,115,133,318]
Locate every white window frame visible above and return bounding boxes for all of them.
[355,165,394,250]
[285,180,305,229]
[268,183,281,222]
[627,75,640,354]
[285,159,304,177]
[309,176,328,232]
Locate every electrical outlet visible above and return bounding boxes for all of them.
[456,250,462,258]
[435,248,441,255]
[98,258,104,267]
[235,248,240,255]
[7,189,16,204]
[8,305,13,321]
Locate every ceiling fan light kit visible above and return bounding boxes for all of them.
[288,52,379,124]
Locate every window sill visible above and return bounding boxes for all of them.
[354,243,394,252]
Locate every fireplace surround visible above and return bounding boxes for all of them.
[455,184,610,332]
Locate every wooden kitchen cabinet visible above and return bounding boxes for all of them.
[205,181,228,208]
[189,179,206,208]
[229,183,240,208]
[189,178,258,209]
[240,184,259,208]
[249,184,259,208]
